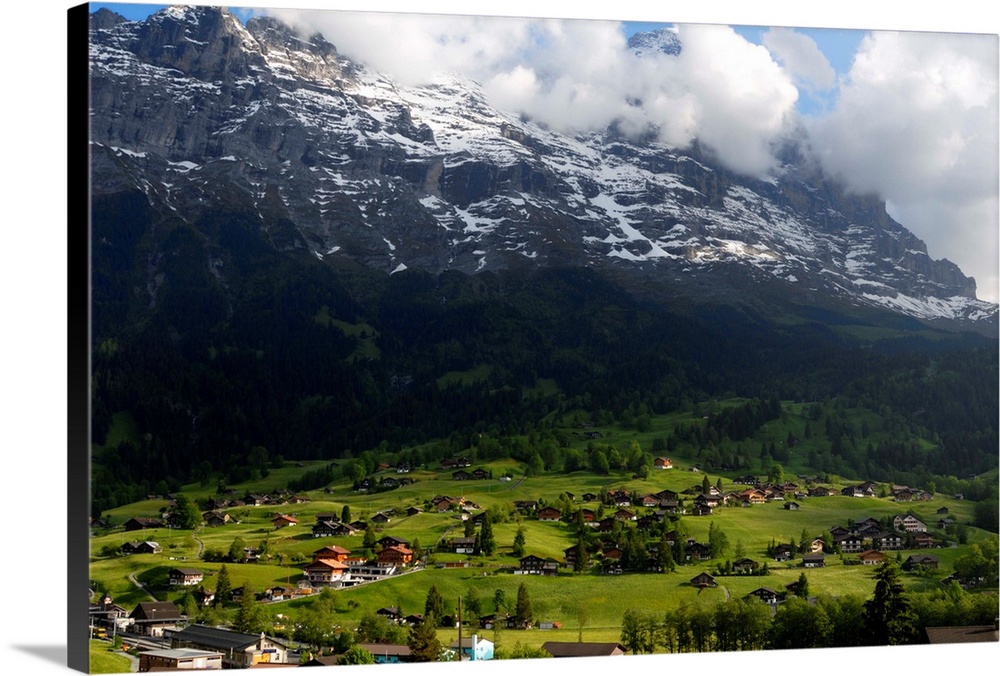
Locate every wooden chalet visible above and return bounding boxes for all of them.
[858,550,886,565]
[376,606,402,622]
[518,554,559,576]
[168,568,203,586]
[685,542,711,561]
[272,514,298,529]
[872,531,904,550]
[130,602,184,637]
[377,545,413,565]
[746,587,780,604]
[690,572,717,588]
[640,494,661,508]
[201,511,230,527]
[311,520,355,538]
[731,558,760,573]
[740,489,767,505]
[312,545,351,561]
[514,500,539,513]
[773,543,794,561]
[904,554,940,570]
[304,558,349,585]
[124,517,165,531]
[613,508,637,521]
[602,546,623,560]
[377,535,411,549]
[537,506,562,522]
[121,540,160,555]
[893,514,928,533]
[801,553,825,568]
[834,534,864,553]
[451,537,477,554]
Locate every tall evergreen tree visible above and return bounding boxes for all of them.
[657,532,675,573]
[863,561,914,645]
[512,526,526,558]
[363,522,377,551]
[213,564,232,607]
[493,588,507,615]
[573,538,590,573]
[479,515,497,556]
[408,619,442,662]
[424,585,445,624]
[796,571,810,598]
[233,583,268,634]
[514,583,533,628]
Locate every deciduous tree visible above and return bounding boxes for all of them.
[620,609,656,654]
[338,646,375,665]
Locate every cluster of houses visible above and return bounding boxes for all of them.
[828,514,940,556]
[303,524,415,589]
[92,592,520,668]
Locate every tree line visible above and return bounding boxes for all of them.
[619,560,999,655]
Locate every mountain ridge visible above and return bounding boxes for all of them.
[87,6,997,331]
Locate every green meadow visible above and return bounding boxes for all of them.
[89,640,131,674]
[88,401,997,650]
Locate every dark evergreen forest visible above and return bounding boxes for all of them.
[88,192,999,515]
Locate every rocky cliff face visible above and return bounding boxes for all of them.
[86,6,997,326]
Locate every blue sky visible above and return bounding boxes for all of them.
[90,3,865,117]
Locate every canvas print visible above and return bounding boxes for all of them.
[71,1,999,673]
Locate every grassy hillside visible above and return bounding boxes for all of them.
[88,405,998,650]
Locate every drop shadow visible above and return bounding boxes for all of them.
[13,645,67,667]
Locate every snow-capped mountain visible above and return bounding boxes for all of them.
[86,6,997,327]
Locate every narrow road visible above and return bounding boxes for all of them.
[114,649,139,673]
[128,572,158,602]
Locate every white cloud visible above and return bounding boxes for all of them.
[262,6,996,300]
[809,31,999,301]
[762,27,837,92]
[651,24,799,177]
[267,11,799,177]
[265,9,536,86]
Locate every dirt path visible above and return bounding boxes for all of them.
[128,572,158,602]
